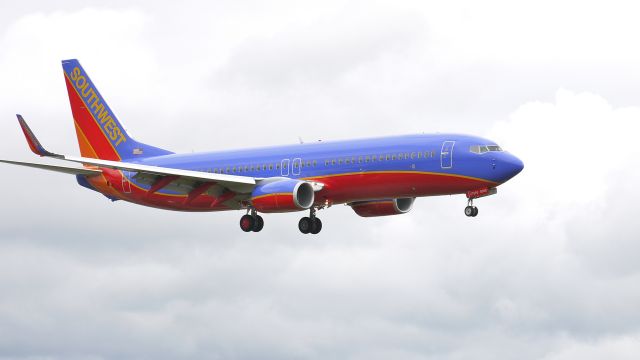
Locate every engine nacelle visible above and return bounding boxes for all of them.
[251,178,315,213]
[350,198,415,217]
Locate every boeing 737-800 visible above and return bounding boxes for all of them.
[1,60,524,234]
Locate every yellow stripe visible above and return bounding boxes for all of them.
[251,193,289,201]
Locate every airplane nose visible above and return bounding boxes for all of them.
[496,153,524,183]
[508,154,524,175]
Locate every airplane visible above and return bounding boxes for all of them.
[1,59,524,234]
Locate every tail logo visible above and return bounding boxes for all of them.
[69,67,127,146]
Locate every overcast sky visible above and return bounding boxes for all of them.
[1,1,640,359]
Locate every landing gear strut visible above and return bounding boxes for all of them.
[464,199,478,217]
[240,208,264,232]
[299,208,322,234]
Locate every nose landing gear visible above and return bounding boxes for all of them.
[299,207,322,234]
[464,199,478,217]
[240,208,264,232]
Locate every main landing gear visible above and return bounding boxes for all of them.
[299,207,322,234]
[239,207,323,234]
[464,199,479,217]
[240,208,264,232]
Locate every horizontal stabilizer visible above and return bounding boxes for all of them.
[0,159,102,176]
[16,114,61,158]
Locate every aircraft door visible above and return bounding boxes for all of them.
[441,141,455,169]
[292,158,302,176]
[281,159,290,176]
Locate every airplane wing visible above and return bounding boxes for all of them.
[60,155,256,193]
[5,115,258,195]
[0,159,102,176]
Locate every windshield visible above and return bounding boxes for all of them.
[469,144,503,154]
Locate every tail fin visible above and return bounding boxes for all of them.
[62,59,172,160]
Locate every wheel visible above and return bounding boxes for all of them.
[310,217,322,234]
[253,215,264,232]
[471,206,479,217]
[298,217,312,234]
[240,214,255,232]
[464,206,474,217]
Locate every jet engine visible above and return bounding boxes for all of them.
[350,198,415,217]
[251,178,314,213]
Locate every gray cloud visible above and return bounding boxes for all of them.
[1,1,640,359]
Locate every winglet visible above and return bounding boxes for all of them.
[16,114,62,158]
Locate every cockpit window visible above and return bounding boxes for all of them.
[470,144,503,154]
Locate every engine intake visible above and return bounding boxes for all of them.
[251,179,314,213]
[350,198,415,217]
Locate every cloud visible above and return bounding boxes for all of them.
[1,2,640,360]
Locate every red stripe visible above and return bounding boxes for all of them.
[88,171,494,213]
[19,126,41,155]
[312,172,494,205]
[64,76,120,160]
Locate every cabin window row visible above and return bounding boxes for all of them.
[324,150,435,166]
[200,150,436,174]
[209,160,320,174]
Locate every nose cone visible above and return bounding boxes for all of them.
[496,153,524,183]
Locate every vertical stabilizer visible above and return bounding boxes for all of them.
[61,59,172,160]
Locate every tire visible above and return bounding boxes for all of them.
[310,218,322,234]
[253,215,264,232]
[464,206,474,217]
[298,217,312,234]
[240,214,255,232]
[471,207,479,217]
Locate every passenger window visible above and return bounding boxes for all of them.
[392,155,396,160]
[331,159,336,165]
[313,160,317,166]
[417,152,422,159]
[411,152,416,159]
[358,156,363,163]
[365,156,370,163]
[431,151,435,157]
[269,164,273,170]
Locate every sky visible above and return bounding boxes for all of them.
[1,0,640,359]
